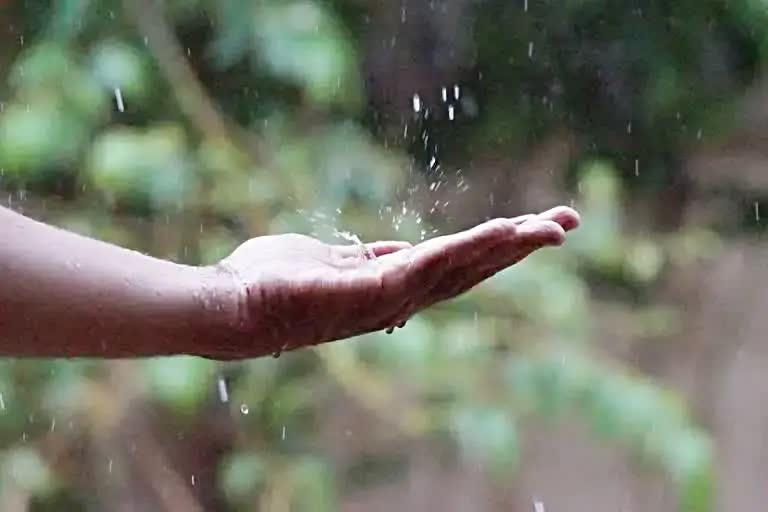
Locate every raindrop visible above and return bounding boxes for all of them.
[114,88,125,112]
[442,87,448,102]
[281,425,286,440]
[50,418,56,432]
[524,0,529,11]
[448,105,455,121]
[108,459,113,474]
[528,41,534,58]
[755,201,761,222]
[401,6,407,23]
[453,84,460,100]
[0,392,5,411]
[19,35,24,46]
[217,377,229,403]
[533,500,545,512]
[412,94,422,113]
[634,158,639,176]
[626,121,632,134]
[240,404,249,415]
[191,474,196,486]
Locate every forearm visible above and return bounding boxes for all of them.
[0,206,243,358]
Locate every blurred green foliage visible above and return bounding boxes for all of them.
[1,0,759,509]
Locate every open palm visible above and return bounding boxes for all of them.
[216,206,579,357]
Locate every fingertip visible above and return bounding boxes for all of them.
[517,219,566,246]
[367,240,414,256]
[538,206,580,232]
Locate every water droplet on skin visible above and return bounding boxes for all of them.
[240,404,249,415]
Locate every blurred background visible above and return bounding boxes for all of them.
[2,0,768,510]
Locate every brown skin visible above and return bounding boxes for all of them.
[0,205,579,359]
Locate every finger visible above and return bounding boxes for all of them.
[510,214,536,224]
[406,217,519,273]
[367,240,413,256]
[535,205,580,232]
[425,220,567,306]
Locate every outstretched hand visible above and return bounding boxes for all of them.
[213,206,579,358]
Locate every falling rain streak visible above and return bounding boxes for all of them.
[114,88,124,112]
[217,377,229,403]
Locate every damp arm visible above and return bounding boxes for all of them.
[0,206,241,358]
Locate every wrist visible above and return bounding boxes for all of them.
[188,263,252,359]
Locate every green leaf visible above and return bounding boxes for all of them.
[451,407,519,476]
[3,448,54,496]
[219,452,266,502]
[144,356,214,416]
[292,457,339,512]
[90,40,148,97]
[253,1,362,107]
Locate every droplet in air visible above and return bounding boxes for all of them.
[0,392,5,411]
[453,84,460,100]
[755,201,761,221]
[448,105,455,121]
[528,41,534,58]
[114,88,125,112]
[412,94,422,113]
[524,0,529,12]
[108,459,113,474]
[191,474,196,486]
[627,121,632,134]
[442,87,448,102]
[240,404,249,415]
[634,159,639,176]
[281,425,286,440]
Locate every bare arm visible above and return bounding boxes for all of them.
[0,206,237,357]
[0,204,580,359]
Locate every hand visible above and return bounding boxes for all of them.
[210,206,579,358]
